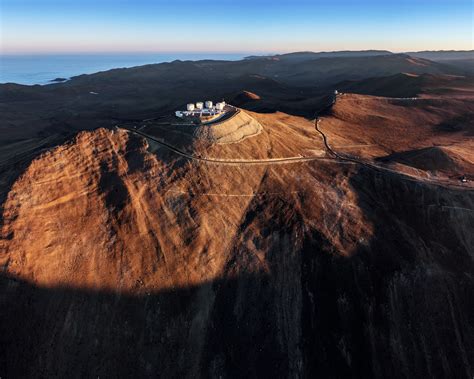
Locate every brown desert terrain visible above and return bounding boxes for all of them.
[0,52,473,378]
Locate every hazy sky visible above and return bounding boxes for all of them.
[1,0,472,54]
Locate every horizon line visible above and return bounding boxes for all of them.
[1,48,473,57]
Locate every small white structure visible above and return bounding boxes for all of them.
[196,102,204,110]
[186,103,195,111]
[205,101,213,109]
[334,90,339,95]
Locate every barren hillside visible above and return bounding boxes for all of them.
[1,52,474,378]
[1,97,473,377]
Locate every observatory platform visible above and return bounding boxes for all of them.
[175,101,230,124]
[138,105,262,147]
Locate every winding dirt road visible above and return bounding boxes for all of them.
[314,95,474,191]
[119,126,345,166]
[118,94,472,191]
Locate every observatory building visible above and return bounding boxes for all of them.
[175,100,228,124]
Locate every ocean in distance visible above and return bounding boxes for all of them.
[0,53,248,85]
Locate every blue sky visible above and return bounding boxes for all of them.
[1,0,472,54]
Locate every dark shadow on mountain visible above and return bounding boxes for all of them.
[98,160,129,213]
[124,132,148,173]
[375,146,463,173]
[341,165,474,378]
[1,51,474,378]
[1,162,474,378]
[435,114,474,136]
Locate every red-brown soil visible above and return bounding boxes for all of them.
[319,93,474,181]
[0,55,473,378]
[1,94,474,377]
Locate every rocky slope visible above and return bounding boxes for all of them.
[1,97,473,377]
[193,109,263,144]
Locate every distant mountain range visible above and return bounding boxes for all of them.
[244,50,393,61]
[246,49,473,62]
[406,50,474,60]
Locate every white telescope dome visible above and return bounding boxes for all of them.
[186,103,195,111]
[215,102,224,111]
[205,101,213,109]
[196,102,204,110]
